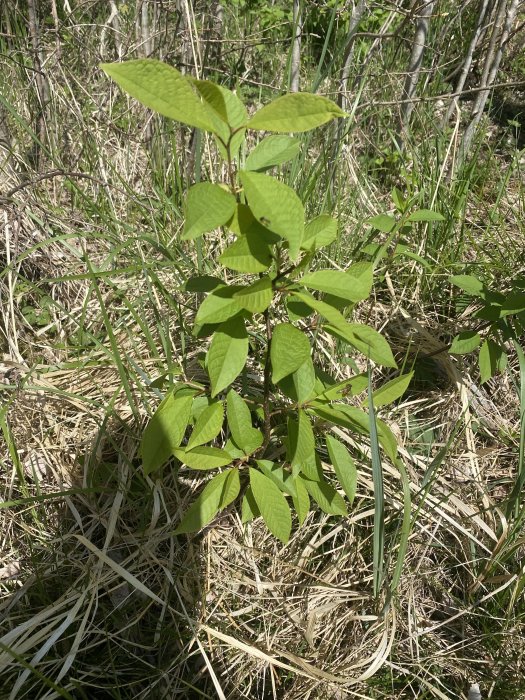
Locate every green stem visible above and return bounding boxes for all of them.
[261,309,273,453]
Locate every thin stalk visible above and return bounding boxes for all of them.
[261,309,273,453]
[368,363,384,600]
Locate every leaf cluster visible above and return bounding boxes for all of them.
[101,59,412,543]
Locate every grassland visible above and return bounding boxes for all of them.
[1,2,525,698]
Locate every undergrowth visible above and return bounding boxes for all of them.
[1,2,525,699]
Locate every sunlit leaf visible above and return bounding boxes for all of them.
[101,59,217,131]
[141,391,193,475]
[206,317,249,397]
[326,435,357,505]
[250,467,292,543]
[182,183,236,240]
[248,93,346,133]
[174,468,239,534]
[239,171,304,259]
[186,401,224,449]
[271,323,311,383]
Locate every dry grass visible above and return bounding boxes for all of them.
[2,3,525,699]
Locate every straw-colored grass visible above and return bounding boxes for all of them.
[2,3,525,699]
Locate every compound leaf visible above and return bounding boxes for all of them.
[219,233,272,272]
[449,331,482,355]
[362,371,414,408]
[241,486,260,523]
[301,476,347,515]
[293,291,396,367]
[287,411,315,470]
[479,338,507,384]
[301,214,338,251]
[278,355,316,404]
[367,214,396,233]
[292,476,310,525]
[195,286,243,325]
[192,79,247,158]
[256,460,296,497]
[407,209,444,222]
[299,269,371,303]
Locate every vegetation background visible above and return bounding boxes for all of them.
[1,0,525,698]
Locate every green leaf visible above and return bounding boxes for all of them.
[278,356,316,404]
[257,460,296,497]
[241,487,260,523]
[206,317,249,397]
[301,476,347,515]
[227,203,280,243]
[315,373,367,401]
[362,371,414,408]
[239,171,304,259]
[192,79,247,158]
[223,438,245,460]
[185,275,223,293]
[292,476,310,525]
[500,292,525,317]
[287,410,315,470]
[366,213,396,233]
[226,389,264,454]
[299,450,324,481]
[301,214,338,251]
[192,79,247,127]
[479,338,507,384]
[248,93,346,133]
[141,391,193,475]
[186,401,224,449]
[449,274,484,297]
[245,135,301,171]
[233,276,273,313]
[219,233,272,273]
[407,209,445,222]
[174,446,232,470]
[311,404,398,462]
[291,290,348,327]
[101,59,217,131]
[326,435,357,505]
[325,323,397,368]
[449,331,482,355]
[293,291,396,368]
[391,187,406,212]
[195,286,243,325]
[182,183,236,240]
[174,468,239,534]
[249,468,292,543]
[271,323,311,383]
[347,261,374,295]
[286,296,313,321]
[299,269,371,303]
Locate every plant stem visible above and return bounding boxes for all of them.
[261,309,273,453]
